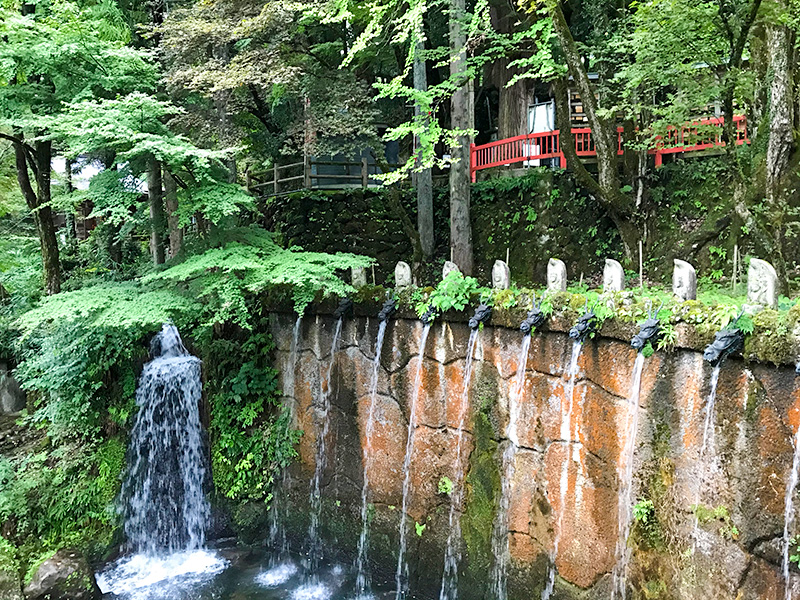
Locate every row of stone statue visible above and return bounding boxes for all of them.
[352,255,780,308]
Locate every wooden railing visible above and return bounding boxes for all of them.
[470,115,749,182]
[247,157,403,196]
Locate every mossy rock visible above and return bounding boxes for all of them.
[745,309,794,364]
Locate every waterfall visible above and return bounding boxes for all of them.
[542,340,583,600]
[268,315,303,561]
[307,317,344,574]
[490,333,532,600]
[439,329,480,600]
[611,351,645,600]
[691,363,721,544]
[783,425,800,600]
[97,324,227,597]
[394,323,432,600]
[355,319,390,598]
[123,324,208,554]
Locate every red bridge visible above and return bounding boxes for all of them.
[469,115,749,182]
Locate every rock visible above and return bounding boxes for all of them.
[492,260,511,290]
[23,550,101,600]
[0,363,24,414]
[673,259,697,301]
[442,261,460,279]
[603,258,625,293]
[547,258,567,292]
[351,267,368,288]
[394,261,412,288]
[747,258,778,308]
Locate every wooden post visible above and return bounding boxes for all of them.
[304,155,311,189]
[732,244,739,291]
[361,157,369,188]
[273,163,279,196]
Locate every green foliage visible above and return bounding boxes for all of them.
[145,227,372,323]
[789,535,800,566]
[0,2,157,129]
[692,504,739,540]
[633,498,662,547]
[415,521,426,537]
[176,183,255,227]
[0,436,126,573]
[416,271,484,317]
[438,476,454,496]
[204,323,300,505]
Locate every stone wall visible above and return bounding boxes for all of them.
[270,310,800,600]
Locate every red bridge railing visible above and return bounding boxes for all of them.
[470,115,749,182]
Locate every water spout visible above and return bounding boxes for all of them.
[611,351,645,600]
[378,298,397,322]
[439,329,480,600]
[569,309,597,343]
[394,322,432,600]
[703,326,744,365]
[468,304,492,330]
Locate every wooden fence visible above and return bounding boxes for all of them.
[247,157,403,196]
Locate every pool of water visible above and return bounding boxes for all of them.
[97,548,398,600]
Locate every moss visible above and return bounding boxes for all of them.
[0,538,19,575]
[24,550,55,586]
[568,293,587,312]
[353,285,387,304]
[745,309,793,364]
[549,291,572,312]
[460,412,501,596]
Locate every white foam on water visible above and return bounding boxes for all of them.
[96,549,228,598]
[292,582,333,600]
[255,561,299,587]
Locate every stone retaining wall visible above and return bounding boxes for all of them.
[270,310,800,600]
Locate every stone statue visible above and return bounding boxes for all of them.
[443,261,461,279]
[672,259,697,301]
[351,267,368,288]
[492,260,510,290]
[747,258,778,308]
[547,258,567,292]
[603,259,625,293]
[395,261,412,289]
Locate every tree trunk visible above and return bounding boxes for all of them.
[548,1,638,261]
[164,170,183,258]
[9,133,61,295]
[765,9,795,283]
[33,141,61,295]
[147,157,166,265]
[552,78,639,260]
[490,4,529,140]
[449,0,474,275]
[63,157,77,253]
[213,44,237,182]
[414,32,434,259]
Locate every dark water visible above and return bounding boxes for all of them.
[98,548,398,600]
